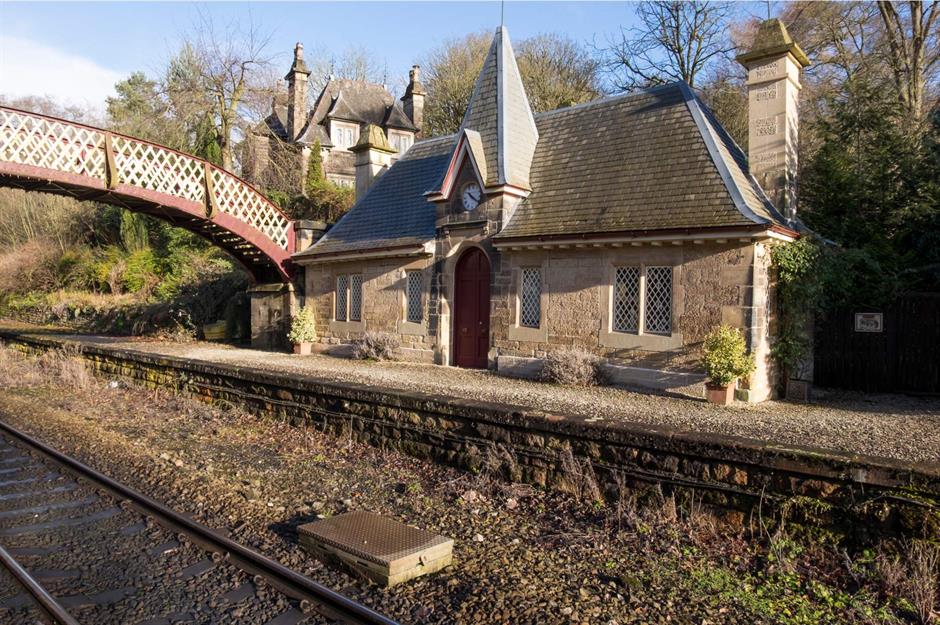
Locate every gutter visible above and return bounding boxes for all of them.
[292,243,432,265]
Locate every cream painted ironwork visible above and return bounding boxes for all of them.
[0,107,290,250]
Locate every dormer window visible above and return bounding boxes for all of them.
[389,131,413,154]
[332,121,360,150]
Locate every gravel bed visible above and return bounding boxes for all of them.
[9,325,939,464]
[0,434,322,625]
[0,365,910,624]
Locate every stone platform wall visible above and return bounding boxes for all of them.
[3,330,937,534]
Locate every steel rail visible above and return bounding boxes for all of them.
[0,543,81,625]
[0,420,400,625]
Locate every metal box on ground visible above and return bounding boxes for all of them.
[298,512,453,587]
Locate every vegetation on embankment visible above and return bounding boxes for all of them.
[0,342,937,624]
[0,192,249,340]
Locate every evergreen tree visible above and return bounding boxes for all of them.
[305,140,324,197]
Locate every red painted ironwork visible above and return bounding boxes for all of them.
[0,106,295,282]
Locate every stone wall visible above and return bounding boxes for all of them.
[303,256,437,362]
[496,241,762,371]
[4,330,937,535]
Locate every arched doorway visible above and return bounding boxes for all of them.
[453,247,491,368]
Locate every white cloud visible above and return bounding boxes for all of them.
[0,35,123,110]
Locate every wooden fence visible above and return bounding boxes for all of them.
[814,293,940,394]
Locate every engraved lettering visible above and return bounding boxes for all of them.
[755,84,777,102]
[754,60,778,79]
[755,117,778,137]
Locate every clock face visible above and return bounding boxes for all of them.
[461,182,482,211]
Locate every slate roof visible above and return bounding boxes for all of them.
[294,30,789,261]
[384,101,418,131]
[496,82,786,240]
[294,135,454,258]
[430,26,537,191]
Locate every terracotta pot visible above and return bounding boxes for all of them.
[293,342,312,355]
[705,382,735,405]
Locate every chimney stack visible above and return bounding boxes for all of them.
[401,65,426,137]
[350,124,396,200]
[737,19,809,223]
[285,42,311,141]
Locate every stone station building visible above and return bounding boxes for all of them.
[291,21,809,402]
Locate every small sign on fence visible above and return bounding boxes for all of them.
[854,312,883,333]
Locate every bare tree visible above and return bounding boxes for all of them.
[421,31,602,136]
[601,1,736,90]
[515,34,602,112]
[168,12,274,171]
[877,0,939,121]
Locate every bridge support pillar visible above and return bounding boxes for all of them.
[293,220,328,253]
[248,283,297,350]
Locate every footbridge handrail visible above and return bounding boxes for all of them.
[0,106,293,257]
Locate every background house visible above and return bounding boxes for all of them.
[242,43,425,194]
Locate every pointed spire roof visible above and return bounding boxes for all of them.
[458,26,539,190]
[737,18,810,67]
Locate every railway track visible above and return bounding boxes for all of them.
[0,420,399,625]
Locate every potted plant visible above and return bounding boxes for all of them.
[288,305,317,355]
[701,325,755,405]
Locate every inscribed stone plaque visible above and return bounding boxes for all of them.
[854,312,883,333]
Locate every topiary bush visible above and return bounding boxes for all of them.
[701,325,755,387]
[351,331,400,361]
[287,305,317,344]
[540,346,602,386]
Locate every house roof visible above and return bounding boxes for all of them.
[384,101,418,131]
[294,135,455,258]
[496,82,786,240]
[294,30,790,260]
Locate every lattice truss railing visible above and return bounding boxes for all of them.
[0,107,290,250]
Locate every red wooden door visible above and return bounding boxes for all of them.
[454,248,491,368]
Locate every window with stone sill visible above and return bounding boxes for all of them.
[406,271,422,323]
[611,265,673,336]
[645,266,672,335]
[349,274,363,322]
[390,132,413,154]
[613,266,640,333]
[519,267,542,329]
[335,275,348,321]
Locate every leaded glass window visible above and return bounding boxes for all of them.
[335,275,348,321]
[406,271,422,323]
[645,266,672,334]
[349,274,362,322]
[520,267,541,328]
[613,266,640,333]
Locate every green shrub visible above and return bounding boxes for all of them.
[287,305,317,344]
[702,325,755,387]
[123,248,158,294]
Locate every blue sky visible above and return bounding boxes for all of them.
[0,1,768,111]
